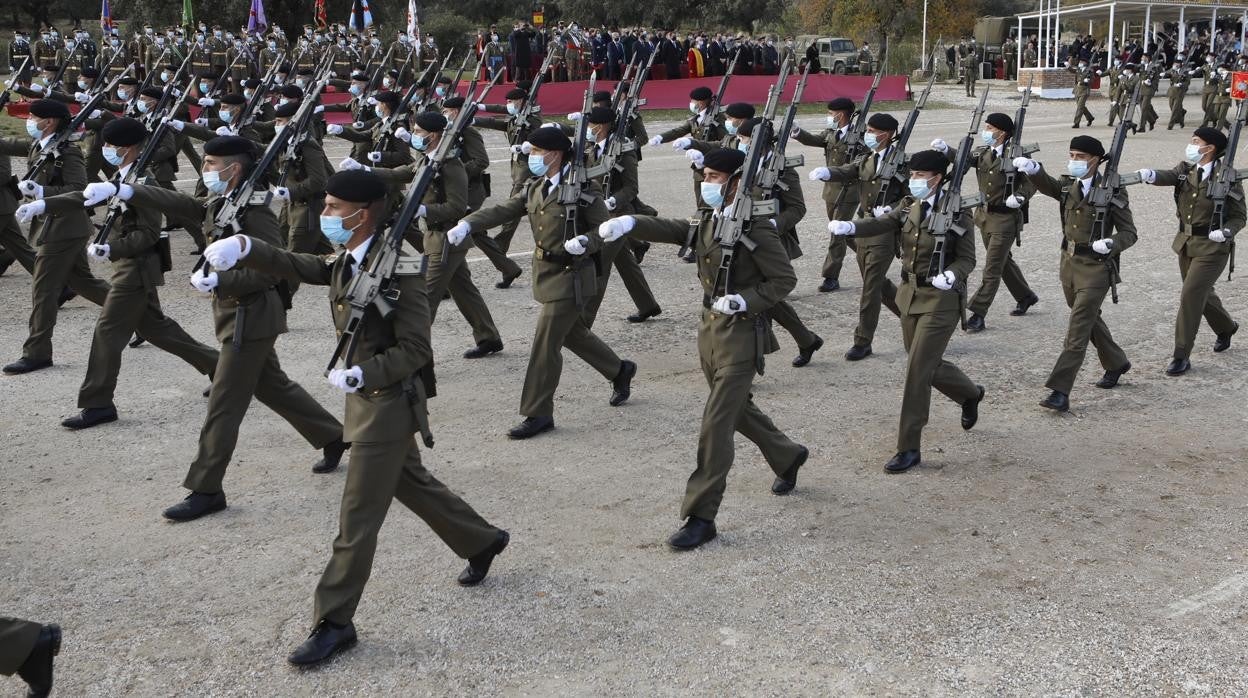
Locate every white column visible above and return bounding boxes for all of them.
[1143,4,1151,52]
[1039,0,1047,67]
[1054,0,1062,65]
[921,0,928,73]
[1108,2,1116,64]
[1241,11,1247,55]
[1018,14,1024,77]
[1179,7,1186,53]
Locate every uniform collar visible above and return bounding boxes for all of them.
[347,235,374,268]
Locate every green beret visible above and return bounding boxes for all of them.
[827,97,854,112]
[689,86,713,101]
[441,96,465,109]
[140,87,164,100]
[867,113,898,132]
[908,149,947,174]
[1069,135,1105,158]
[1194,126,1228,153]
[985,112,1014,133]
[724,102,755,119]
[505,87,527,100]
[220,93,246,105]
[374,90,400,106]
[274,101,298,118]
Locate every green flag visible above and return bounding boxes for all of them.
[182,0,194,31]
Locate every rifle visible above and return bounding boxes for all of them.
[355,44,396,122]
[1087,79,1143,304]
[610,54,640,110]
[0,56,31,113]
[872,44,940,214]
[621,45,658,123]
[596,54,654,194]
[510,49,555,140]
[139,50,194,129]
[415,47,456,112]
[236,51,285,128]
[1207,96,1248,280]
[45,58,73,95]
[827,48,886,216]
[275,53,337,192]
[558,71,598,311]
[1001,75,1039,246]
[443,51,473,102]
[325,74,496,426]
[697,47,740,134]
[92,110,179,246]
[757,59,803,194]
[24,68,133,182]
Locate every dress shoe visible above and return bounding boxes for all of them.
[1095,361,1131,389]
[627,307,661,323]
[844,344,872,361]
[128,333,146,348]
[508,415,554,439]
[771,446,809,495]
[884,449,921,474]
[610,360,636,406]
[1087,117,1095,127]
[287,620,357,666]
[458,529,510,586]
[61,406,118,430]
[188,247,204,256]
[1010,295,1038,316]
[463,338,504,359]
[3,357,52,375]
[792,335,823,367]
[162,491,227,522]
[1165,357,1191,376]
[312,438,350,474]
[1214,322,1238,352]
[679,249,696,263]
[202,384,211,397]
[57,287,76,307]
[962,385,985,430]
[17,623,60,698]
[667,516,717,550]
[1039,390,1069,412]
[818,278,840,292]
[632,240,650,264]
[495,269,521,289]
[965,313,985,333]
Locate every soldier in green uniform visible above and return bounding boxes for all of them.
[814,112,905,361]
[962,51,978,97]
[597,147,808,550]
[1137,53,1160,131]
[0,617,59,697]
[0,148,37,277]
[1199,53,1220,125]
[1210,62,1233,130]
[268,102,332,255]
[648,85,728,210]
[122,136,348,521]
[1102,59,1124,126]
[326,90,413,170]
[1003,36,1018,81]
[1068,58,1096,128]
[1167,59,1197,129]
[1135,127,1243,375]
[199,170,510,667]
[795,97,860,293]
[828,149,983,473]
[474,85,543,284]
[451,126,637,439]
[930,112,1038,331]
[1014,136,1137,412]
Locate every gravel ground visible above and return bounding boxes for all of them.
[2,81,1248,696]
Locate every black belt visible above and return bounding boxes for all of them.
[534,247,574,266]
[899,270,933,287]
[985,204,1020,214]
[1181,225,1213,237]
[1066,242,1103,258]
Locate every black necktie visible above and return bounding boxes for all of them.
[343,256,355,283]
[920,201,931,219]
[542,180,552,199]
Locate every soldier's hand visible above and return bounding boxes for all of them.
[1005,194,1024,209]
[1210,229,1229,243]
[711,294,746,315]
[809,166,831,181]
[447,221,472,246]
[686,149,705,169]
[203,235,247,269]
[86,243,110,260]
[828,220,855,236]
[366,151,382,163]
[1012,157,1040,175]
[567,111,582,121]
[1144,79,1151,86]
[271,186,290,201]
[163,116,185,132]
[27,83,44,94]
[351,120,365,129]
[198,97,216,107]
[15,201,45,223]
[74,91,91,103]
[931,270,957,291]
[89,109,102,119]
[338,156,368,172]
[17,180,43,199]
[1136,168,1156,184]
[194,117,209,126]
[563,235,589,255]
[672,136,693,151]
[328,366,363,393]
[214,126,233,136]
[82,181,119,206]
[647,135,663,147]
[313,105,324,114]
[189,268,219,292]
[791,125,801,138]
[598,216,635,242]
[416,205,426,218]
[871,205,892,218]
[326,123,344,135]
[394,126,412,143]
[604,196,617,211]
[930,138,949,152]
[1091,238,1114,255]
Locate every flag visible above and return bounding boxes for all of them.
[348,0,373,32]
[314,0,327,30]
[100,0,114,35]
[407,0,419,43]
[247,0,268,35]
[181,0,194,31]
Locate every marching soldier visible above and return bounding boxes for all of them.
[648,86,728,210]
[811,112,905,361]
[1137,53,1160,131]
[1200,53,1219,123]
[828,149,983,473]
[1102,58,1124,126]
[1014,136,1137,412]
[326,90,412,174]
[1167,59,1197,129]
[930,112,1039,332]
[1068,58,1095,128]
[449,126,638,439]
[1136,127,1242,375]
[0,148,37,277]
[474,84,542,285]
[1211,63,1233,130]
[962,50,978,97]
[1202,62,1228,128]
[795,97,860,293]
[121,136,348,521]
[199,169,510,667]
[597,147,808,550]
[268,101,331,255]
[1,617,59,697]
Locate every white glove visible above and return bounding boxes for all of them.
[604,196,617,211]
[328,366,363,393]
[27,83,44,93]
[599,216,636,242]
[73,91,90,104]
[366,151,382,163]
[82,181,118,206]
[791,125,801,138]
[214,126,233,136]
[647,135,663,147]
[1092,239,1114,255]
[190,268,219,292]
[672,136,693,151]
[518,141,533,155]
[416,205,426,218]
[809,166,831,181]
[194,117,209,126]
[1137,168,1156,184]
[326,123,344,135]
[871,205,892,218]
[686,149,704,169]
[930,138,949,152]
[563,235,589,255]
[86,243,110,260]
[394,126,412,143]
[338,156,366,171]
[18,180,43,199]
[447,221,471,246]
[1210,229,1229,243]
[351,120,365,129]
[89,109,102,120]
[711,294,746,315]
[1144,79,1152,86]
[828,220,855,236]
[474,104,486,113]
[197,97,216,107]
[1004,194,1024,209]
[931,270,957,291]
[567,111,582,121]
[272,186,290,201]
[313,105,325,114]
[164,117,185,132]
[203,235,247,270]
[1012,157,1039,175]
[15,201,45,222]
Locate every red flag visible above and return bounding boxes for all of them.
[315,0,327,30]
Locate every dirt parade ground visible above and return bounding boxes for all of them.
[2,82,1248,695]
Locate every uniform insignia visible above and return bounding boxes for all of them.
[394,254,426,276]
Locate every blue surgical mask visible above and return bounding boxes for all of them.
[77,79,88,90]
[737,141,749,153]
[863,132,879,149]
[199,81,209,93]
[826,116,838,129]
[244,89,254,100]
[202,167,231,195]
[506,103,518,115]
[725,120,739,135]
[274,124,286,137]
[26,119,42,140]
[1067,159,1089,178]
[908,176,932,200]
[435,86,445,97]
[410,134,427,151]
[160,71,170,82]
[1185,143,1205,163]
[319,209,361,245]
[349,84,362,96]
[981,130,995,146]
[700,181,725,208]
[689,101,699,114]
[220,109,233,124]
[527,153,549,177]
[136,100,149,114]
[117,89,129,101]
[102,146,123,167]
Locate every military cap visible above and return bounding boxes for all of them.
[274,101,298,118]
[374,90,400,106]
[1069,135,1105,157]
[79,67,100,79]
[435,75,452,85]
[204,135,255,156]
[277,62,291,73]
[516,79,533,92]
[505,87,527,100]
[29,99,70,120]
[297,67,314,76]
[827,97,854,112]
[326,170,388,203]
[867,113,899,131]
[140,87,164,99]
[244,78,262,88]
[985,112,1014,133]
[724,102,755,119]
[908,149,948,174]
[350,71,368,81]
[1194,126,1228,152]
[587,106,615,125]
[220,93,246,105]
[592,90,611,103]
[528,125,572,152]
[702,146,745,173]
[689,86,713,101]
[441,96,465,109]
[201,72,220,81]
[41,64,59,73]
[414,111,447,132]
[101,117,148,147]
[119,76,139,86]
[279,85,304,99]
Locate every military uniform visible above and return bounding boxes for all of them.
[458,124,523,282]
[474,110,543,252]
[1069,63,1095,127]
[1137,59,1160,130]
[1167,65,1196,129]
[795,122,860,287]
[276,137,331,255]
[1003,39,1017,81]
[657,110,728,209]
[334,120,413,171]
[1105,64,1124,126]
[0,152,37,275]
[0,617,43,675]
[1200,63,1219,120]
[961,52,978,97]
[1211,70,1233,129]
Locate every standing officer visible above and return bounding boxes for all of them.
[474,84,542,286]
[0,617,59,697]
[121,136,348,521]
[648,86,728,210]
[930,112,1039,332]
[1003,36,1018,81]
[449,126,637,439]
[199,170,510,667]
[1068,57,1096,128]
[828,149,983,473]
[795,97,860,293]
[962,49,978,97]
[1014,136,1137,412]
[597,147,808,550]
[1136,127,1242,375]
